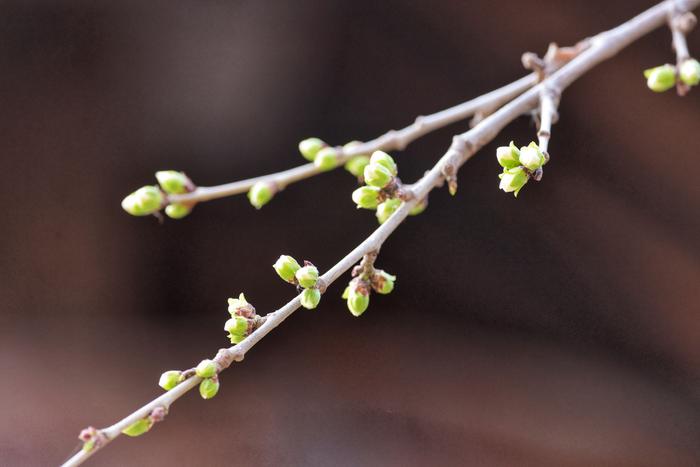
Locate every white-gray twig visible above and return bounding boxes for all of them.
[168,73,543,205]
[63,1,699,465]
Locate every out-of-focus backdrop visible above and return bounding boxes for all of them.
[1,0,699,465]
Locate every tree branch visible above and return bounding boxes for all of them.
[63,1,699,465]
[168,72,543,205]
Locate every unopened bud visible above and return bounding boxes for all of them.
[228,293,256,318]
[352,186,381,209]
[273,255,301,283]
[518,142,545,171]
[165,203,191,219]
[409,198,427,216]
[195,359,217,378]
[369,151,397,176]
[121,185,164,216]
[345,155,371,178]
[199,376,220,399]
[679,58,700,86]
[225,315,250,343]
[496,141,521,169]
[372,270,396,295]
[498,166,529,197]
[247,181,275,209]
[347,286,370,317]
[122,418,153,437]
[158,370,182,391]
[155,170,190,194]
[295,264,319,288]
[299,137,326,161]
[314,147,339,171]
[376,198,401,224]
[644,64,676,92]
[363,162,394,188]
[300,287,321,309]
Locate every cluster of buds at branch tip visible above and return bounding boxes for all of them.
[247,181,277,209]
[644,60,700,92]
[343,257,396,316]
[122,170,196,219]
[350,151,421,224]
[496,141,547,197]
[274,255,323,309]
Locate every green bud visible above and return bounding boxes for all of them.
[345,155,371,178]
[498,166,529,197]
[679,58,700,86]
[409,198,427,216]
[372,270,396,295]
[364,162,394,188]
[351,186,381,209]
[644,64,676,92]
[273,255,301,283]
[195,359,217,378]
[518,142,545,171]
[341,286,350,299]
[122,418,153,437]
[347,288,370,317]
[82,439,95,453]
[314,147,339,171]
[228,293,256,318]
[224,316,250,340]
[158,370,182,391]
[496,141,521,169]
[199,376,220,399]
[121,185,164,216]
[164,203,191,219]
[295,264,319,288]
[247,181,275,209]
[376,198,401,224]
[369,151,398,176]
[299,138,326,161]
[300,287,321,309]
[155,170,190,194]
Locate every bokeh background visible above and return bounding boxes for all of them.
[1,0,699,465]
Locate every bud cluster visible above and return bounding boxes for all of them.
[350,151,420,224]
[273,255,322,309]
[343,266,396,317]
[644,60,700,92]
[496,141,547,197]
[224,293,261,344]
[196,359,220,399]
[122,170,196,219]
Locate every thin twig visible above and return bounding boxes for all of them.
[63,1,699,465]
[537,86,560,155]
[669,5,697,95]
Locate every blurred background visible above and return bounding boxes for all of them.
[1,0,699,465]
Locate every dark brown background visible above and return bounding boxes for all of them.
[1,0,699,466]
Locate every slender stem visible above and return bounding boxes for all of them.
[537,88,560,154]
[168,73,542,205]
[671,24,691,61]
[63,1,699,466]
